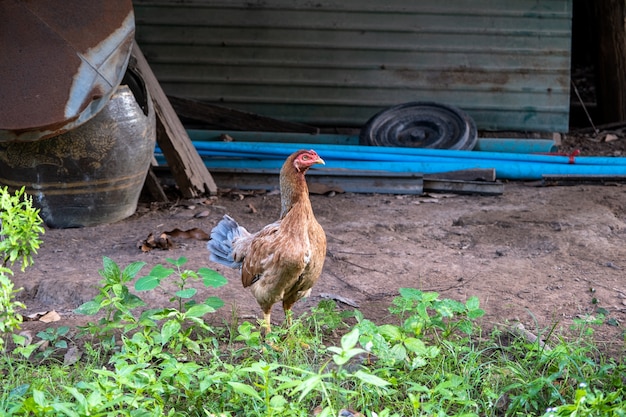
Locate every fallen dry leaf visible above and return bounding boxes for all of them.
[139,232,175,252]
[165,228,210,241]
[39,310,61,323]
[25,311,60,322]
[246,203,257,214]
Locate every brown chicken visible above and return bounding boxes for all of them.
[207,149,327,333]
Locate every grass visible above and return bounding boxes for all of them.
[1,258,625,416]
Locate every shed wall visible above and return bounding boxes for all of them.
[133,0,572,132]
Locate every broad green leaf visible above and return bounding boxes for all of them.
[100,257,121,281]
[74,300,101,315]
[403,337,426,354]
[134,274,161,291]
[198,268,228,287]
[389,343,407,361]
[166,257,188,267]
[399,287,423,300]
[149,264,175,279]
[341,327,360,350]
[465,296,480,311]
[122,261,146,283]
[378,324,402,342]
[33,389,46,407]
[204,296,225,310]
[161,320,181,344]
[228,382,262,401]
[186,303,215,318]
[122,293,146,309]
[176,288,197,299]
[354,370,390,387]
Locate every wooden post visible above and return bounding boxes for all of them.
[594,0,626,123]
[130,42,217,197]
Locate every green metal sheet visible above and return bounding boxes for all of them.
[134,0,572,131]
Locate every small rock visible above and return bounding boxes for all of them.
[194,210,210,218]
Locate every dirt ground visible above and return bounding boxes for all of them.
[9,132,626,359]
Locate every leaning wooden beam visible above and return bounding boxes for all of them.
[130,43,217,197]
[169,96,320,134]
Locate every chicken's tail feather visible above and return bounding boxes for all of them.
[207,214,246,268]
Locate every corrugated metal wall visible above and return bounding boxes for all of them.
[133,0,572,132]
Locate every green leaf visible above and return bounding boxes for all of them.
[122,261,146,283]
[74,300,102,315]
[354,370,390,387]
[398,288,423,301]
[378,324,403,342]
[465,296,480,310]
[403,337,426,354]
[100,257,121,282]
[204,296,225,310]
[295,374,323,401]
[186,303,215,318]
[33,389,46,407]
[149,264,175,279]
[341,327,360,350]
[175,288,197,299]
[122,293,146,309]
[198,268,228,288]
[161,320,181,345]
[134,273,162,291]
[166,257,188,267]
[228,382,262,401]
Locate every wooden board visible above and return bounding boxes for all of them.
[169,96,320,134]
[130,43,217,197]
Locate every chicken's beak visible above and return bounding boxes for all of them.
[315,157,325,165]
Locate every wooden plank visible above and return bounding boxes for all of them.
[423,178,504,195]
[130,43,217,197]
[168,96,320,134]
[424,168,496,182]
[191,168,423,195]
[142,166,169,202]
[542,175,626,185]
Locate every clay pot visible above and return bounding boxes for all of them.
[0,72,155,228]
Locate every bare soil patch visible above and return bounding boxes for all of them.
[11,134,626,358]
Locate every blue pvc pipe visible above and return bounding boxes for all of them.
[187,130,559,154]
[197,158,626,180]
[185,141,626,166]
[474,138,557,154]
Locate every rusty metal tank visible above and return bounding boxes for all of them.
[0,70,156,228]
[0,0,135,142]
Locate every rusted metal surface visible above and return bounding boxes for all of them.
[0,0,135,142]
[134,0,572,132]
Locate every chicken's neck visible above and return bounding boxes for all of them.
[279,170,312,219]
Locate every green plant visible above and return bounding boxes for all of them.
[291,327,391,415]
[544,382,626,417]
[0,273,26,352]
[74,256,147,340]
[134,256,227,313]
[0,186,44,352]
[134,256,228,354]
[0,186,45,271]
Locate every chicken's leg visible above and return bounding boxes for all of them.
[262,311,272,335]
